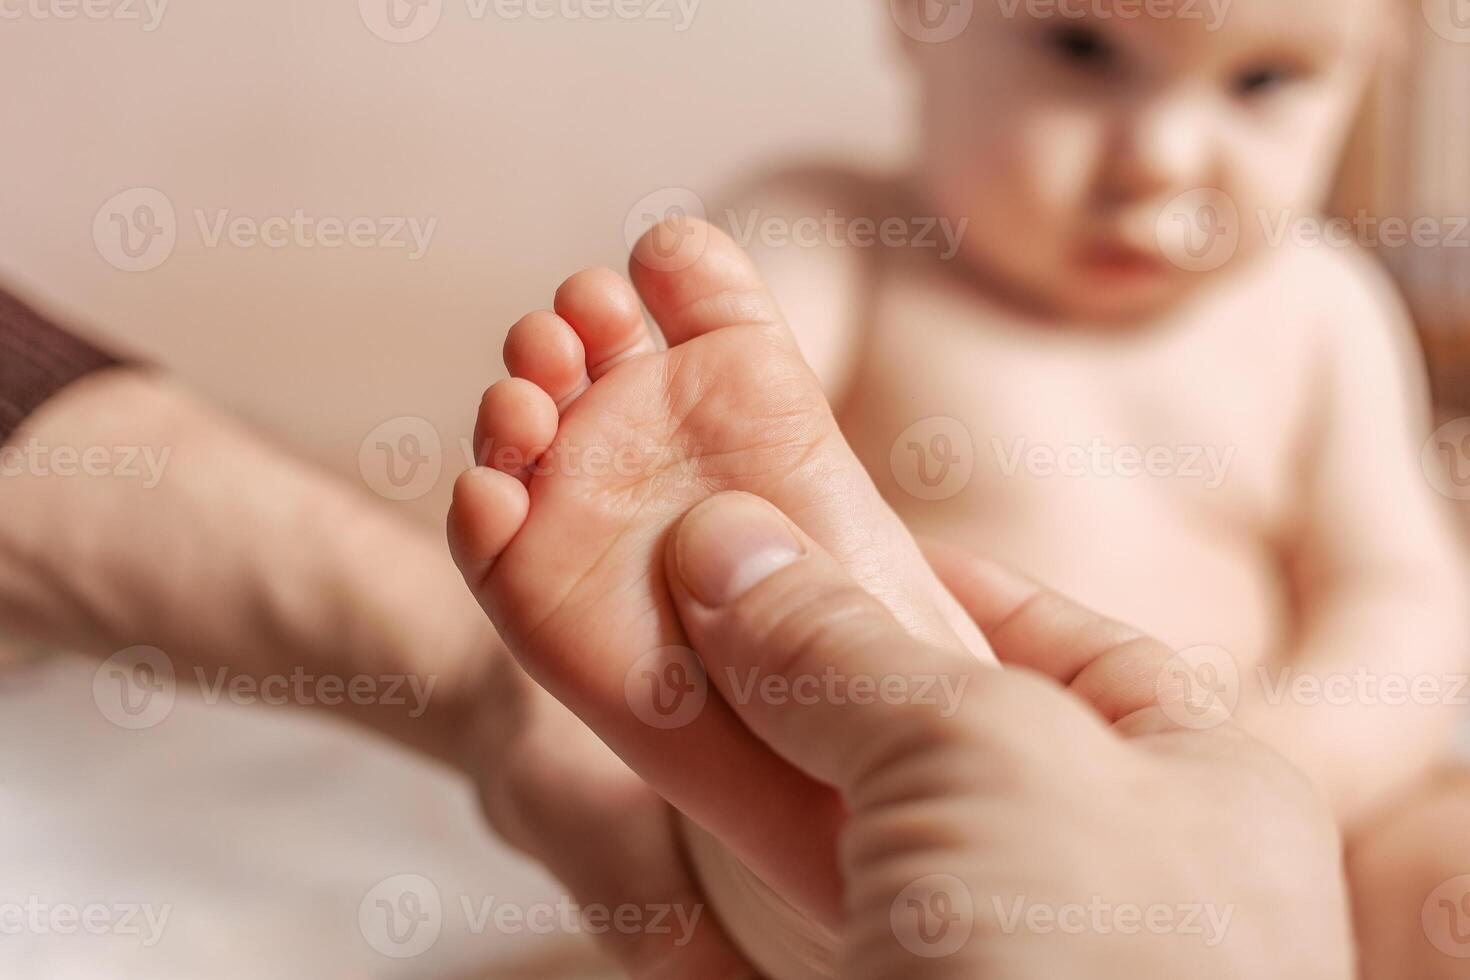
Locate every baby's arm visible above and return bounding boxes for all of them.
[718,169,876,405]
[1238,251,1470,827]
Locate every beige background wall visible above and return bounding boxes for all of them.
[1,1,910,521]
[0,3,909,977]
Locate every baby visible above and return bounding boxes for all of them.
[448,0,1470,976]
[733,0,1470,974]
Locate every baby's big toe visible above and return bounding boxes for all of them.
[629,217,785,348]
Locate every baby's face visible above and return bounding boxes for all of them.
[903,0,1385,322]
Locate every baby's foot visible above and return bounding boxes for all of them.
[448,217,990,923]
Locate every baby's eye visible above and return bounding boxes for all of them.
[1232,65,1298,99]
[1046,25,1115,73]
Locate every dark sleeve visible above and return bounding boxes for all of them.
[0,286,125,445]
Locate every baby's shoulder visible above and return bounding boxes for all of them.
[1251,235,1427,412]
[1260,236,1411,344]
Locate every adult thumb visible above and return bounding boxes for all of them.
[665,492,985,790]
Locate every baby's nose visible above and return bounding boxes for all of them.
[1099,98,1215,204]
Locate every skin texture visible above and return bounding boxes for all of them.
[728,1,1470,974]
[448,218,994,934]
[0,367,748,977]
[663,490,1354,980]
[446,217,1354,976]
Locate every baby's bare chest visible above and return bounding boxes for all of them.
[838,265,1320,654]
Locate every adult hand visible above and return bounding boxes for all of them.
[0,363,744,978]
[665,491,1354,980]
[452,641,750,978]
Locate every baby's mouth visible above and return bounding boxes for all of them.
[1075,241,1172,282]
